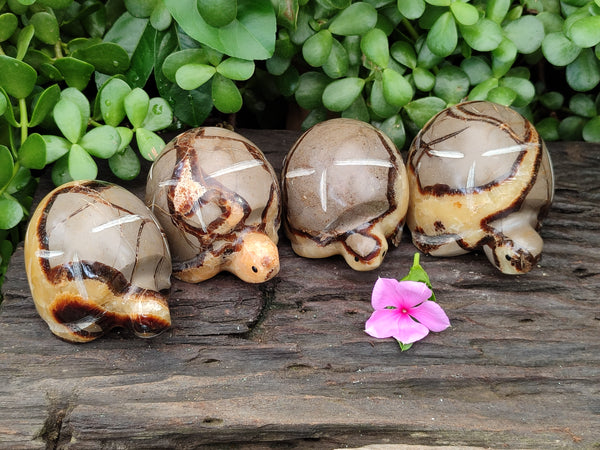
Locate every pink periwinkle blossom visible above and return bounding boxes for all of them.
[365,278,450,345]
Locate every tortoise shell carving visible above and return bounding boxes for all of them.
[24,180,172,343]
[282,118,409,271]
[145,127,281,283]
[407,101,554,274]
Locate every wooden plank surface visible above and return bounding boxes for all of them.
[1,131,599,449]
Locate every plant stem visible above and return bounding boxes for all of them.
[401,18,420,42]
[18,98,28,144]
[54,41,63,59]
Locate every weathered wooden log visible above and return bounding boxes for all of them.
[1,132,598,449]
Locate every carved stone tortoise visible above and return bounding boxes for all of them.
[24,180,172,343]
[282,118,409,271]
[145,127,281,283]
[407,101,554,274]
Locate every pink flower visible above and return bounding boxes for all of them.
[365,278,450,345]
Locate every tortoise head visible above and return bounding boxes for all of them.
[228,231,280,283]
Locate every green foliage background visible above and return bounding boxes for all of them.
[1,0,599,294]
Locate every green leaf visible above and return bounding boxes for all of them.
[539,91,564,110]
[17,24,34,61]
[382,68,412,107]
[150,0,172,30]
[165,0,276,60]
[568,15,600,48]
[103,12,149,57]
[542,32,581,67]
[566,48,600,92]
[0,146,14,187]
[322,38,349,79]
[29,84,60,128]
[341,95,370,122]
[459,18,503,52]
[51,154,73,186]
[369,78,399,119]
[379,114,406,149]
[136,127,166,161]
[175,63,216,90]
[124,19,160,89]
[124,0,157,17]
[400,253,435,301]
[31,11,60,45]
[569,93,597,118]
[404,96,446,128]
[412,66,436,92]
[295,71,330,110]
[42,135,71,164]
[61,87,91,124]
[54,57,95,90]
[537,11,564,33]
[328,2,377,36]
[211,74,242,114]
[426,11,457,57]
[116,127,134,151]
[140,97,173,131]
[79,125,121,158]
[0,13,18,42]
[167,83,213,127]
[582,116,600,142]
[0,196,23,230]
[124,87,149,128]
[504,15,545,54]
[433,65,470,104]
[54,98,86,143]
[390,41,417,69]
[468,78,499,101]
[499,77,535,107]
[0,56,37,99]
[302,30,333,67]
[558,115,586,140]
[18,133,46,169]
[536,117,560,141]
[68,144,98,180]
[397,0,426,20]
[361,28,389,67]
[162,49,208,82]
[0,89,6,117]
[216,58,255,81]
[109,146,141,180]
[5,165,31,194]
[460,56,492,85]
[492,38,518,77]
[450,1,479,26]
[99,78,131,126]
[486,86,517,106]
[197,0,237,28]
[486,0,510,23]
[72,42,130,75]
[322,77,364,112]
[416,36,444,69]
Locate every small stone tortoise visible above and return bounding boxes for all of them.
[282,118,409,271]
[407,101,554,274]
[145,127,281,283]
[24,180,172,343]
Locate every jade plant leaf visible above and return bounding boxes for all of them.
[72,42,130,75]
[382,68,413,108]
[582,116,600,142]
[0,146,14,188]
[30,84,61,128]
[42,135,71,164]
[109,146,141,180]
[30,12,60,45]
[216,58,255,81]
[116,127,134,151]
[51,154,73,186]
[459,18,503,52]
[175,64,216,90]
[404,96,447,128]
[79,125,121,159]
[568,15,600,48]
[0,196,24,230]
[426,11,457,57]
[566,48,600,92]
[162,49,209,82]
[397,0,425,20]
[124,87,150,128]
[99,77,131,126]
[18,133,46,169]
[322,77,365,112]
[167,83,213,127]
[17,24,35,61]
[211,74,243,113]
[361,28,389,67]
[503,15,545,54]
[0,56,37,99]
[0,13,18,42]
[322,38,349,79]
[140,97,172,131]
[295,71,330,110]
[328,2,377,36]
[302,30,333,67]
[542,32,582,66]
[54,98,86,143]
[68,144,98,180]
[165,0,276,60]
[136,127,166,161]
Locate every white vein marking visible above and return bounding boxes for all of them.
[158,179,179,188]
[334,159,393,168]
[285,168,316,179]
[481,144,529,157]
[71,252,88,300]
[35,249,64,259]
[429,150,465,158]
[209,159,263,179]
[195,208,208,233]
[320,168,328,212]
[92,214,141,233]
[466,161,476,190]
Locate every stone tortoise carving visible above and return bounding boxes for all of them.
[25,180,172,343]
[145,127,281,283]
[407,101,554,274]
[282,118,409,271]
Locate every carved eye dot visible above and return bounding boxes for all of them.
[252,266,258,273]
[354,256,360,262]
[505,254,512,261]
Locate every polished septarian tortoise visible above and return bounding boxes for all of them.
[145,127,281,283]
[25,180,172,343]
[282,118,409,271]
[407,101,554,274]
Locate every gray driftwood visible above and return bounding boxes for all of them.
[1,131,598,449]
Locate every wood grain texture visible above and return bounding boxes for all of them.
[1,131,599,449]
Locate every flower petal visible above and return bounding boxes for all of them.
[371,277,403,310]
[392,314,431,344]
[410,300,451,332]
[365,309,401,338]
[395,280,433,308]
